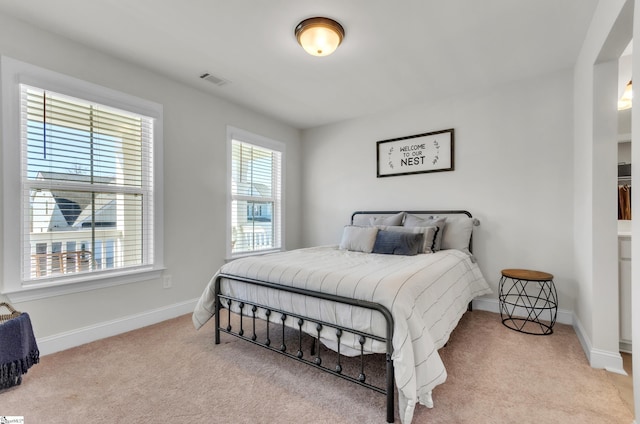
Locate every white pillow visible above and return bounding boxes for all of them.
[339,226,379,253]
[438,216,474,253]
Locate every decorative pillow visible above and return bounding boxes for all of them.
[351,214,373,226]
[434,216,474,254]
[375,225,438,253]
[339,226,379,253]
[372,230,423,256]
[403,214,446,251]
[369,211,405,226]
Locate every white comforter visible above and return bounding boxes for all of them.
[193,246,491,423]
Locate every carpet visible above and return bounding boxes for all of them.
[0,310,633,423]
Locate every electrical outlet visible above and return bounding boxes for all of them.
[163,275,172,289]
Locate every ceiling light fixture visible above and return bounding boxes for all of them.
[295,17,345,57]
[618,80,633,110]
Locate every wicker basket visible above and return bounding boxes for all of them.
[0,302,21,323]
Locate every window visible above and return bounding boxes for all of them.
[2,57,163,300]
[24,86,153,279]
[228,127,284,257]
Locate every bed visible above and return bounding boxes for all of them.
[192,210,491,423]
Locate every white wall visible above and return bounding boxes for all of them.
[619,141,631,163]
[0,13,302,349]
[301,69,576,311]
[633,1,640,419]
[573,0,632,373]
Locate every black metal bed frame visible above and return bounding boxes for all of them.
[213,210,475,424]
[214,275,395,422]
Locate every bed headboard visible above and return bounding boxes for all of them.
[351,210,473,225]
[350,210,479,254]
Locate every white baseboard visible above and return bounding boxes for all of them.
[600,353,627,375]
[471,297,573,325]
[572,311,592,361]
[472,297,627,374]
[570,310,626,375]
[37,298,198,356]
[37,295,628,376]
[619,339,632,354]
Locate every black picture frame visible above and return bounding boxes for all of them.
[376,128,454,178]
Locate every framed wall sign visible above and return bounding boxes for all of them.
[376,128,454,178]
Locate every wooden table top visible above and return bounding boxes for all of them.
[501,268,554,281]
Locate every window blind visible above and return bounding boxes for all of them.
[231,139,282,254]
[21,84,154,281]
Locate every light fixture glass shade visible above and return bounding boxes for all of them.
[295,17,344,57]
[618,80,633,110]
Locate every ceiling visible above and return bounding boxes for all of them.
[0,1,600,129]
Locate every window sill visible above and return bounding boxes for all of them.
[2,267,164,302]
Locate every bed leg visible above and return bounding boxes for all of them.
[214,276,221,345]
[386,353,394,423]
[310,337,317,356]
[467,301,473,312]
[215,312,220,344]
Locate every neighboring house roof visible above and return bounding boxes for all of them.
[53,197,82,226]
[73,196,116,228]
[34,172,117,229]
[252,183,271,197]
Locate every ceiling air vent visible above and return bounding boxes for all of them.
[199,72,230,87]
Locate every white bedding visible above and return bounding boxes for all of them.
[193,245,491,423]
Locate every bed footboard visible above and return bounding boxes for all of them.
[214,273,396,423]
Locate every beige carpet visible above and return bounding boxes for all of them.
[0,310,634,423]
[606,352,634,416]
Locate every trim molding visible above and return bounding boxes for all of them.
[472,297,627,374]
[572,313,626,375]
[37,295,629,376]
[572,310,592,361]
[472,297,573,325]
[4,269,163,303]
[37,298,198,356]
[619,339,632,354]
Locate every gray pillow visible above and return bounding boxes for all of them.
[434,216,474,254]
[339,226,379,253]
[375,225,438,253]
[369,211,405,226]
[403,214,446,251]
[372,230,423,256]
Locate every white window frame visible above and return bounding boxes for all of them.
[227,126,285,259]
[1,56,164,302]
